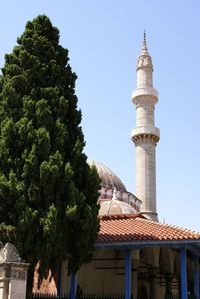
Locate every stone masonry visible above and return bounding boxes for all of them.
[0,243,29,299]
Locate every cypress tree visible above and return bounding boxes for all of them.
[0,15,100,296]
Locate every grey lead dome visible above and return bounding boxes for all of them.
[87,160,127,192]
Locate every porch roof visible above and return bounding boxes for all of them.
[96,215,200,250]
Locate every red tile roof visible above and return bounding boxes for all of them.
[97,215,200,244]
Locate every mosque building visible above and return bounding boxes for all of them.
[34,34,200,299]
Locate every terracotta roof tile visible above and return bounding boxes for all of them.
[97,214,200,244]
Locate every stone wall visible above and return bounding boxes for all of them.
[0,243,29,299]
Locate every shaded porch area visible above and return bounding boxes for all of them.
[64,215,200,299]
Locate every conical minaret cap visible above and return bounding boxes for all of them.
[137,31,153,70]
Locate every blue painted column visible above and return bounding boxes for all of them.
[125,249,131,299]
[70,272,77,299]
[180,247,187,299]
[194,255,199,299]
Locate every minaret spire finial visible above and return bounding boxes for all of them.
[137,30,153,70]
[143,30,146,47]
[141,30,148,53]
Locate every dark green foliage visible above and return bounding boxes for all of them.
[0,14,100,289]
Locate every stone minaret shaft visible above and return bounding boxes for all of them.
[131,33,160,222]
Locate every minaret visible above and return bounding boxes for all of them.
[131,32,160,222]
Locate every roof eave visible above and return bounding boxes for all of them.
[95,239,200,250]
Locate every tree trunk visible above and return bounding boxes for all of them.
[26,266,35,299]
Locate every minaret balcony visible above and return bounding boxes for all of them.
[132,87,158,105]
[131,126,160,144]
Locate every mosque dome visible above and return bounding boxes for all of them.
[99,199,136,216]
[87,159,141,215]
[87,160,127,192]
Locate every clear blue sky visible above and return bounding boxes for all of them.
[0,1,200,231]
